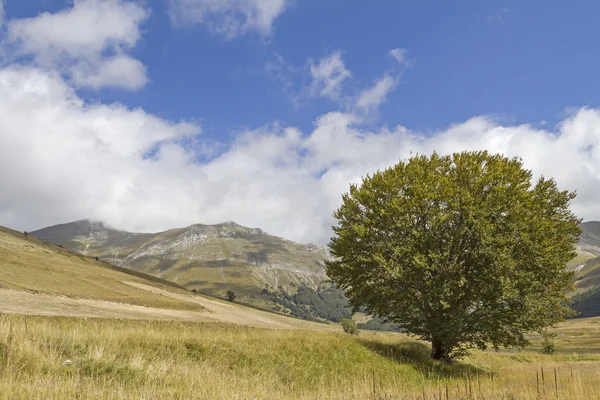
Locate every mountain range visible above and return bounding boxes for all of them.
[32,219,600,318]
[32,219,330,309]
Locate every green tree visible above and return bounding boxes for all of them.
[326,151,580,362]
[226,290,236,302]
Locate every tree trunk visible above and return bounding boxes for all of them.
[431,338,451,362]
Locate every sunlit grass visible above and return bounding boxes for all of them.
[2,314,600,399]
[0,227,203,311]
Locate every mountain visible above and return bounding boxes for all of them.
[576,221,600,259]
[32,220,330,309]
[563,221,600,318]
[35,219,600,319]
[571,222,600,289]
[0,224,329,329]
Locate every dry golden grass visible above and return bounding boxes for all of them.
[0,226,203,311]
[3,224,600,399]
[1,314,600,400]
[1,224,332,330]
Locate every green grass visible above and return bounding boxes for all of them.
[0,226,203,311]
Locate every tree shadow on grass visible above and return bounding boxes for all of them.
[358,338,488,380]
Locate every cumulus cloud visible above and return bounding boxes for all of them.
[309,51,351,100]
[168,0,289,37]
[2,66,600,245]
[6,0,150,90]
[71,54,147,90]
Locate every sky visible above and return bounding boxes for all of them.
[1,0,600,245]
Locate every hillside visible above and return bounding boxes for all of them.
[32,220,330,308]
[577,221,600,258]
[0,224,327,329]
[0,225,201,311]
[33,219,600,319]
[571,222,600,294]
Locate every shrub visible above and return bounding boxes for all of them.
[341,318,358,335]
[227,290,236,302]
[541,331,557,354]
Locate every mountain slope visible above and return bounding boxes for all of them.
[32,220,330,307]
[578,221,600,257]
[571,222,600,293]
[0,225,200,311]
[1,224,331,329]
[37,219,600,318]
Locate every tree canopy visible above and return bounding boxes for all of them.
[326,151,581,361]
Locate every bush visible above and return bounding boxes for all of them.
[540,331,557,354]
[541,341,556,354]
[227,290,236,302]
[341,318,358,335]
[357,316,403,332]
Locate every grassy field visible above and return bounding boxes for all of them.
[4,222,600,399]
[1,314,600,399]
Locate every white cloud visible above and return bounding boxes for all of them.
[168,0,289,37]
[355,73,398,111]
[6,0,150,90]
[2,67,600,245]
[309,51,351,100]
[71,55,148,90]
[389,48,411,66]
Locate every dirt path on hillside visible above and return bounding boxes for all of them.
[0,289,214,321]
[0,285,330,330]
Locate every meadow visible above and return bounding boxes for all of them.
[2,314,600,399]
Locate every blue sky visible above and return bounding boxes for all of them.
[2,0,600,243]
[7,0,600,136]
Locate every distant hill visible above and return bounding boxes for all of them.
[571,287,600,318]
[572,222,600,289]
[564,221,600,318]
[32,219,330,309]
[576,221,600,259]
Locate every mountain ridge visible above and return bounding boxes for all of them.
[32,219,331,308]
[34,219,600,318]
